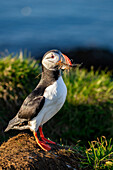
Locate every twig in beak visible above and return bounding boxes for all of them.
[70,63,83,68]
[57,62,83,70]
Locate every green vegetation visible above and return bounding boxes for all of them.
[0,54,113,169]
[80,136,113,169]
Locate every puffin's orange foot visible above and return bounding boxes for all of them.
[39,126,56,145]
[41,137,56,145]
[38,140,51,151]
[33,131,51,151]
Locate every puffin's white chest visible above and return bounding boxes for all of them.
[41,76,67,124]
[44,76,67,103]
[29,76,67,131]
[30,76,67,131]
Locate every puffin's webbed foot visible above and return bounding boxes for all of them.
[33,131,51,151]
[39,126,56,145]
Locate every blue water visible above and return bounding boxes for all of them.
[0,0,113,56]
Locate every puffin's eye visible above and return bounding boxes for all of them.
[51,55,54,58]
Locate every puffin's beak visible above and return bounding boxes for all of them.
[62,53,72,66]
[59,53,72,69]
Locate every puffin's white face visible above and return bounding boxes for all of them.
[42,52,61,70]
[42,50,72,70]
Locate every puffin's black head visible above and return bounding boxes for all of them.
[42,49,72,71]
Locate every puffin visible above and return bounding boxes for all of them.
[5,49,72,151]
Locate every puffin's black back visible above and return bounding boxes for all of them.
[18,65,60,120]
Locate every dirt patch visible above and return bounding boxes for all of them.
[0,133,88,170]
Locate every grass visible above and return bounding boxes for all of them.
[64,67,113,105]
[61,136,113,169]
[0,54,113,169]
[81,136,113,169]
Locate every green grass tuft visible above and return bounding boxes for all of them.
[82,136,113,169]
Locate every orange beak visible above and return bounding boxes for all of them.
[62,53,72,66]
[57,53,72,69]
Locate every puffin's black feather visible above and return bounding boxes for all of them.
[18,96,45,120]
[17,66,60,120]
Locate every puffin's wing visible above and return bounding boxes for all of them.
[5,86,45,132]
[18,95,45,120]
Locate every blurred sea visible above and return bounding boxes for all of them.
[0,0,113,57]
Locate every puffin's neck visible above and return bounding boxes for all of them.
[41,65,61,83]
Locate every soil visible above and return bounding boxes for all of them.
[0,133,88,170]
